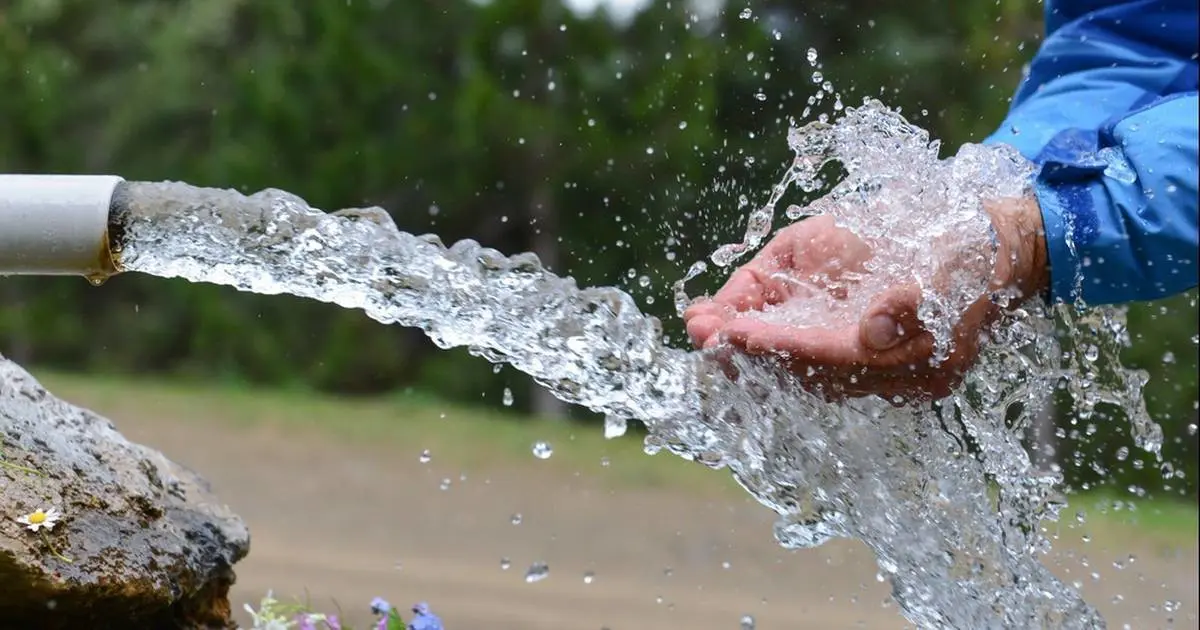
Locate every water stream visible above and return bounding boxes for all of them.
[108,98,1156,629]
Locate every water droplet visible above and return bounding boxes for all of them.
[419,449,432,464]
[500,557,511,571]
[739,8,753,19]
[1162,351,1175,363]
[740,614,756,630]
[811,71,824,84]
[583,571,595,584]
[524,562,550,583]
[532,441,553,459]
[439,478,451,491]
[754,91,767,102]
[678,121,688,130]
[806,48,819,65]
[604,415,628,439]
[502,387,514,406]
[119,91,1151,630]
[785,204,806,219]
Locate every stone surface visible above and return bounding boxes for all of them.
[0,354,249,629]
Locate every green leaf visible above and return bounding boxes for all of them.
[386,609,406,630]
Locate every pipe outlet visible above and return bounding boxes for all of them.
[0,174,123,281]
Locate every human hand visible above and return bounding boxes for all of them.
[684,197,1048,402]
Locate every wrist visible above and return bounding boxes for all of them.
[985,196,1049,305]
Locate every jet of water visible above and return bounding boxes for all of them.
[107,99,1157,629]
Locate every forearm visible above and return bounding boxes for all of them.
[983,1,1198,306]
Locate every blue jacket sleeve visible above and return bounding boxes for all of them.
[983,0,1199,305]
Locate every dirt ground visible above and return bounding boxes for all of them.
[103,412,1197,629]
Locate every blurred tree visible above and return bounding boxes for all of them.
[0,0,1193,496]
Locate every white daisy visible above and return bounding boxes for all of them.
[16,507,61,532]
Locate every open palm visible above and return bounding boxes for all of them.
[684,200,1046,402]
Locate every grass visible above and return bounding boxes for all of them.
[34,369,741,497]
[31,369,1199,547]
[1055,489,1199,547]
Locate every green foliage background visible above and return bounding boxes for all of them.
[0,1,1194,498]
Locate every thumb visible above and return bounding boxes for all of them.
[860,283,925,351]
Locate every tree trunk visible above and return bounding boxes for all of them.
[523,18,569,422]
[0,280,33,363]
[527,166,569,420]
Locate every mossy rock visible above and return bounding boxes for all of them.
[0,354,249,629]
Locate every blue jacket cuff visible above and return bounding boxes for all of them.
[1034,176,1089,305]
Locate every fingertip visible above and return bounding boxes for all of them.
[683,300,721,320]
[861,314,902,351]
[686,314,726,348]
[712,267,775,312]
[719,318,756,345]
[862,284,924,350]
[721,319,782,355]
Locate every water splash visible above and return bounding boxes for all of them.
[109,98,1156,629]
[524,562,550,583]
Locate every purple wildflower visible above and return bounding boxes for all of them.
[408,602,444,630]
[325,615,342,630]
[295,614,318,630]
[370,597,392,615]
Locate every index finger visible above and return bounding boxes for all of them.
[709,266,779,312]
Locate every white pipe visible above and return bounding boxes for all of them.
[0,174,123,280]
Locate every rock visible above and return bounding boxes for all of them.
[0,354,250,629]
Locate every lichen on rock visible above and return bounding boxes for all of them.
[0,353,249,629]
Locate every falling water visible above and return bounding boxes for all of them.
[108,98,1157,629]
